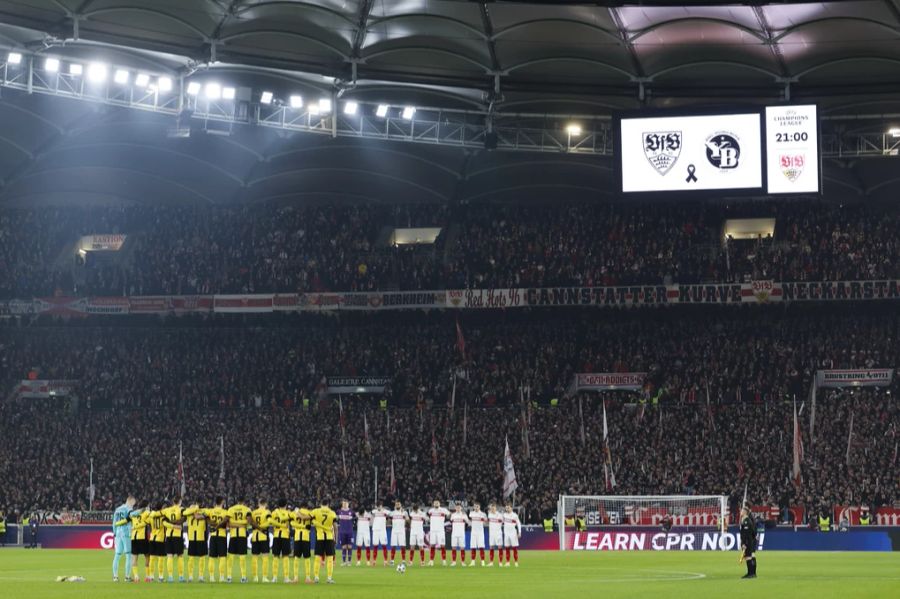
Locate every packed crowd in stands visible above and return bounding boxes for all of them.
[1,200,898,298]
[0,304,896,521]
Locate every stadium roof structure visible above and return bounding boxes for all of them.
[0,0,898,206]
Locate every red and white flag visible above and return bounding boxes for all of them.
[463,400,468,444]
[845,412,854,468]
[602,401,617,489]
[455,318,466,360]
[363,412,371,451]
[792,399,803,486]
[578,395,586,446]
[502,436,518,499]
[390,458,397,495]
[177,440,186,497]
[431,429,438,466]
[217,435,225,491]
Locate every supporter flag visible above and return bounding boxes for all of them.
[602,401,617,489]
[502,436,518,499]
[88,458,95,508]
[431,429,438,465]
[792,398,803,486]
[390,458,397,496]
[455,318,466,360]
[845,412,854,468]
[218,435,225,490]
[177,441,186,498]
[463,400,468,444]
[578,395,586,446]
[338,396,346,440]
[364,413,371,451]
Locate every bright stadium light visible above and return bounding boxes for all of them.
[319,98,332,113]
[44,57,59,72]
[186,81,201,96]
[402,106,416,120]
[222,86,236,100]
[7,52,22,65]
[205,82,221,99]
[114,69,130,84]
[134,73,150,87]
[308,103,320,115]
[260,91,273,104]
[566,123,582,136]
[376,104,389,117]
[343,101,358,115]
[87,62,107,83]
[890,127,900,138]
[157,77,173,92]
[289,95,303,108]
[69,63,83,76]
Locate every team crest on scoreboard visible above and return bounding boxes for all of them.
[780,154,805,182]
[643,131,682,175]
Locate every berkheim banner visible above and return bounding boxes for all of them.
[815,369,894,388]
[573,373,647,392]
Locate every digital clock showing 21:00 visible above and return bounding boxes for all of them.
[774,132,809,143]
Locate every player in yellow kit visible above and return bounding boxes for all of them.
[227,498,252,583]
[269,498,293,583]
[292,500,313,584]
[250,499,271,582]
[162,497,185,582]
[183,502,208,582]
[147,501,167,582]
[128,501,149,582]
[310,498,337,584]
[205,496,229,583]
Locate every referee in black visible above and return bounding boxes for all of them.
[738,506,758,579]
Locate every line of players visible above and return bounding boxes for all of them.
[112,495,339,584]
[344,499,522,568]
[111,495,522,584]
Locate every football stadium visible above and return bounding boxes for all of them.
[0,0,898,597]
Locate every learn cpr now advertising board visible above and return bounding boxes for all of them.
[618,104,819,195]
[17,525,899,552]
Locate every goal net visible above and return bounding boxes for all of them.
[557,495,727,551]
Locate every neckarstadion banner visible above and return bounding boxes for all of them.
[3,280,900,317]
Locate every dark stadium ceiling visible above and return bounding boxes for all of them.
[1,0,900,111]
[0,0,899,206]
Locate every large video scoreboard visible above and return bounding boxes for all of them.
[617,105,819,195]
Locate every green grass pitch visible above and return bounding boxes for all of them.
[0,549,897,598]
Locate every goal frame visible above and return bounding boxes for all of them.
[557,494,728,551]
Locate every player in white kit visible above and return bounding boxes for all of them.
[502,503,522,567]
[408,503,427,565]
[371,501,390,566]
[427,500,450,566]
[487,503,504,567]
[468,502,487,566]
[449,504,470,566]
[355,509,372,566]
[388,501,409,565]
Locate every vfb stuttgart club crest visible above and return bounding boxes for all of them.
[643,131,682,175]
[780,154,805,182]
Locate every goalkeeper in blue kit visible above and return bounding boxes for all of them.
[112,495,138,581]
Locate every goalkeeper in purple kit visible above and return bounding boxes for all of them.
[337,500,355,566]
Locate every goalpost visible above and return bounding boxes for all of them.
[557,495,728,551]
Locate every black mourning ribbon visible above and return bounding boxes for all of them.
[685,164,698,183]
